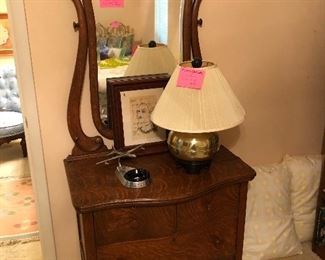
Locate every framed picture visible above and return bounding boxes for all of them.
[107,74,170,155]
[0,14,13,55]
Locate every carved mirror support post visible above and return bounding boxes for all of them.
[182,0,203,61]
[191,0,202,59]
[182,0,192,61]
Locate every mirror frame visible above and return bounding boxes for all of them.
[182,0,202,61]
[68,0,107,155]
[68,0,202,155]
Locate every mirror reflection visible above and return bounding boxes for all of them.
[91,0,180,125]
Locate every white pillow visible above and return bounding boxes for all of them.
[284,154,323,242]
[243,162,302,260]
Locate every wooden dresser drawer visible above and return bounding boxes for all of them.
[177,185,240,257]
[94,205,176,246]
[97,234,236,259]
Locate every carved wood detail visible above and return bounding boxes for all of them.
[182,0,203,61]
[182,0,193,61]
[191,0,203,60]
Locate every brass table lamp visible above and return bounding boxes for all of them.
[151,59,245,173]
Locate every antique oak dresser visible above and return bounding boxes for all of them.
[65,146,255,259]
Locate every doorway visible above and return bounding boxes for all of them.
[0,2,41,259]
[3,0,57,259]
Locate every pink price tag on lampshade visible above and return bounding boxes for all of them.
[177,67,206,90]
[100,0,124,8]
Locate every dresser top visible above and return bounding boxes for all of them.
[64,146,255,213]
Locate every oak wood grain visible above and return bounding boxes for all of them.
[65,146,255,213]
[78,213,97,260]
[94,205,176,246]
[236,184,249,260]
[97,230,235,260]
[191,0,203,59]
[177,185,239,257]
[182,0,193,61]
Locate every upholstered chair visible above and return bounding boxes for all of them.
[0,65,27,157]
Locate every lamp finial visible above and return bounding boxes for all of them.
[191,58,202,68]
[148,40,157,48]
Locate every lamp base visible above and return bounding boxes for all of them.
[175,158,212,174]
[167,131,219,174]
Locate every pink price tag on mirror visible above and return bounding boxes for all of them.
[100,0,124,8]
[176,67,206,89]
[110,21,122,28]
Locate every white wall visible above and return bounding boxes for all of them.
[22,1,87,259]
[0,0,7,12]
[7,0,57,259]
[168,0,181,61]
[0,0,12,65]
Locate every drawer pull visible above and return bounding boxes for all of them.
[214,239,220,246]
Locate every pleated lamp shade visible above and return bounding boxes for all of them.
[151,61,245,133]
[124,43,176,76]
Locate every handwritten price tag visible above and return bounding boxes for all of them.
[100,0,124,8]
[176,67,206,90]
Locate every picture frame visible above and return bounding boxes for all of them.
[107,74,170,155]
[0,14,13,55]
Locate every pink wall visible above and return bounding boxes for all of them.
[198,0,325,165]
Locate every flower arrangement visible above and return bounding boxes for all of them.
[96,21,135,60]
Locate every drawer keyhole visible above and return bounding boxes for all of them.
[211,234,221,248]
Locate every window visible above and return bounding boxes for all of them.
[154,0,168,44]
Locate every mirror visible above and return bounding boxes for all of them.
[90,0,182,141]
[92,0,176,134]
[68,0,200,155]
